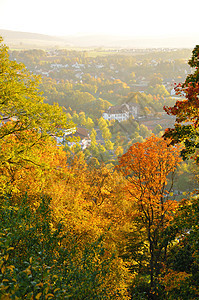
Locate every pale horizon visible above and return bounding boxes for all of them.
[0,0,199,39]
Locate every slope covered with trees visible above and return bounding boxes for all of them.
[0,38,199,299]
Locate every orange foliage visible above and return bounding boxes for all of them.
[116,136,182,287]
[161,268,191,292]
[116,136,182,227]
[0,127,130,272]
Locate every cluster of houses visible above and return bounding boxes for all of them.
[34,61,106,80]
[58,102,140,150]
[1,116,92,151]
[55,127,91,150]
[55,103,140,150]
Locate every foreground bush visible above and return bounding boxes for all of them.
[0,195,130,299]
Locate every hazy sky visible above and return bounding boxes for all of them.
[0,0,199,37]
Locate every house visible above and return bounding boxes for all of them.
[0,116,18,126]
[127,102,140,118]
[102,103,139,122]
[66,127,91,150]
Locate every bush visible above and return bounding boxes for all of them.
[0,194,129,299]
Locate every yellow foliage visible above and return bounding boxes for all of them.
[35,293,42,299]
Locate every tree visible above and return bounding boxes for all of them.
[139,124,152,139]
[90,128,97,151]
[153,124,163,135]
[105,139,114,151]
[146,84,170,97]
[85,117,94,130]
[98,117,108,131]
[0,37,73,193]
[79,111,86,126]
[72,112,79,124]
[116,136,182,290]
[0,195,130,299]
[0,38,72,137]
[148,73,163,87]
[163,45,199,161]
[0,133,66,196]
[161,196,199,299]
[102,127,112,141]
[115,146,124,157]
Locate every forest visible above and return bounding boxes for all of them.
[0,36,199,299]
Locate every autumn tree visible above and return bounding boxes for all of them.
[85,116,94,130]
[160,195,199,299]
[162,48,199,296]
[79,111,86,126]
[98,116,108,130]
[0,37,72,138]
[90,128,97,150]
[116,136,182,290]
[163,45,199,161]
[0,193,130,299]
[0,38,133,298]
[0,37,73,194]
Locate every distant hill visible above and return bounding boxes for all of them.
[0,29,60,41]
[61,34,198,49]
[0,29,197,49]
[0,29,71,49]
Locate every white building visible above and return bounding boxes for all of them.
[102,103,139,122]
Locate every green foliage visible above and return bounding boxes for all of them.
[0,37,74,191]
[153,124,163,135]
[159,196,199,299]
[146,84,170,97]
[0,195,127,299]
[173,159,199,192]
[139,124,152,139]
[0,38,72,138]
[129,276,151,300]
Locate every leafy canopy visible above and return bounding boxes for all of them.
[0,37,74,195]
[0,37,73,138]
[164,45,199,160]
[116,136,182,289]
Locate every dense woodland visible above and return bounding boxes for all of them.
[0,37,199,299]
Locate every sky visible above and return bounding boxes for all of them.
[0,0,199,38]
